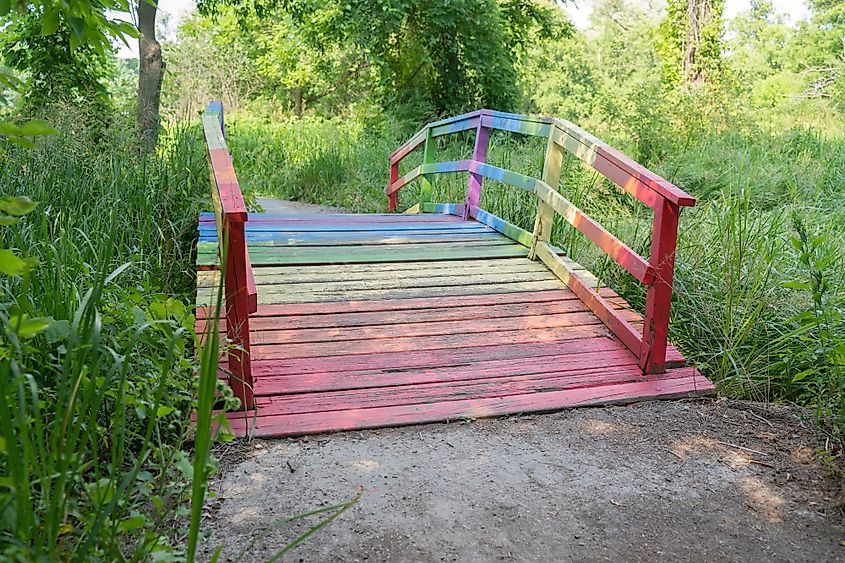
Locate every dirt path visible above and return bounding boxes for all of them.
[201,199,844,561]
[200,399,844,562]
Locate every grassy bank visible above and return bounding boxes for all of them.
[228,112,845,442]
[0,114,227,559]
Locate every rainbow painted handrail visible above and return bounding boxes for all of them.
[203,101,258,408]
[386,109,696,374]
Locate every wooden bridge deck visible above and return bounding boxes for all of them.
[195,211,714,438]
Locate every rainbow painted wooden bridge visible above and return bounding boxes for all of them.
[196,102,715,438]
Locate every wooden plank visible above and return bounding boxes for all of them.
[198,280,569,306]
[468,161,537,193]
[251,336,621,376]
[230,370,714,436]
[530,133,563,260]
[420,202,464,215]
[481,114,551,137]
[254,349,638,395]
[200,269,555,292]
[429,115,481,138]
[247,335,679,378]
[199,232,503,246]
[552,119,695,207]
[197,242,529,267]
[200,221,491,233]
[197,258,550,286]
[463,122,491,217]
[640,198,680,374]
[204,298,595,333]
[251,310,610,346]
[200,288,590,318]
[249,324,610,361]
[200,213,468,224]
[256,363,672,416]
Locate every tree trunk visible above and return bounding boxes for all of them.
[138,0,164,150]
[293,86,303,117]
[684,0,712,85]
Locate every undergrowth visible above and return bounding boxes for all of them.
[0,110,238,559]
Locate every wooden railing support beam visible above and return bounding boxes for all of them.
[223,219,254,408]
[388,161,399,211]
[530,133,563,260]
[419,128,435,208]
[464,116,491,219]
[639,199,681,374]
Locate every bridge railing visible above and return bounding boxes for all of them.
[386,109,695,375]
[202,101,257,409]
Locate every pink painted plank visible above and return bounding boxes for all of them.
[254,348,638,395]
[254,364,687,417]
[249,310,641,346]
[250,324,611,361]
[229,370,715,437]
[251,336,629,378]
[200,297,606,332]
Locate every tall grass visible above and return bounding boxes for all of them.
[0,111,225,559]
[226,111,845,439]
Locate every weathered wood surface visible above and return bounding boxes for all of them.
[196,212,713,438]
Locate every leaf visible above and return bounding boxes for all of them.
[119,515,148,533]
[0,249,27,276]
[156,405,176,418]
[791,369,815,383]
[782,281,810,290]
[41,7,60,36]
[9,315,51,339]
[0,196,37,216]
[17,120,56,137]
[45,319,71,344]
[0,216,19,226]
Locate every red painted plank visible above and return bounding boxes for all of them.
[200,297,599,332]
[254,349,638,395]
[251,336,628,377]
[250,310,640,346]
[229,370,715,437]
[250,324,611,360]
[255,363,684,416]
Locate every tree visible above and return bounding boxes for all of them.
[657,0,725,86]
[138,0,163,149]
[0,1,134,145]
[196,0,565,116]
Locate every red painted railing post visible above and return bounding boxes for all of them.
[388,161,399,211]
[463,112,491,219]
[639,199,681,374]
[223,217,255,409]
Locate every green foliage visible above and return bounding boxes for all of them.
[656,0,725,86]
[0,112,232,559]
[1,12,114,119]
[193,0,566,116]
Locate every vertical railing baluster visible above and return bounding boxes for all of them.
[419,128,435,210]
[530,133,564,260]
[639,199,681,374]
[223,217,254,409]
[463,112,491,219]
[388,161,399,211]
